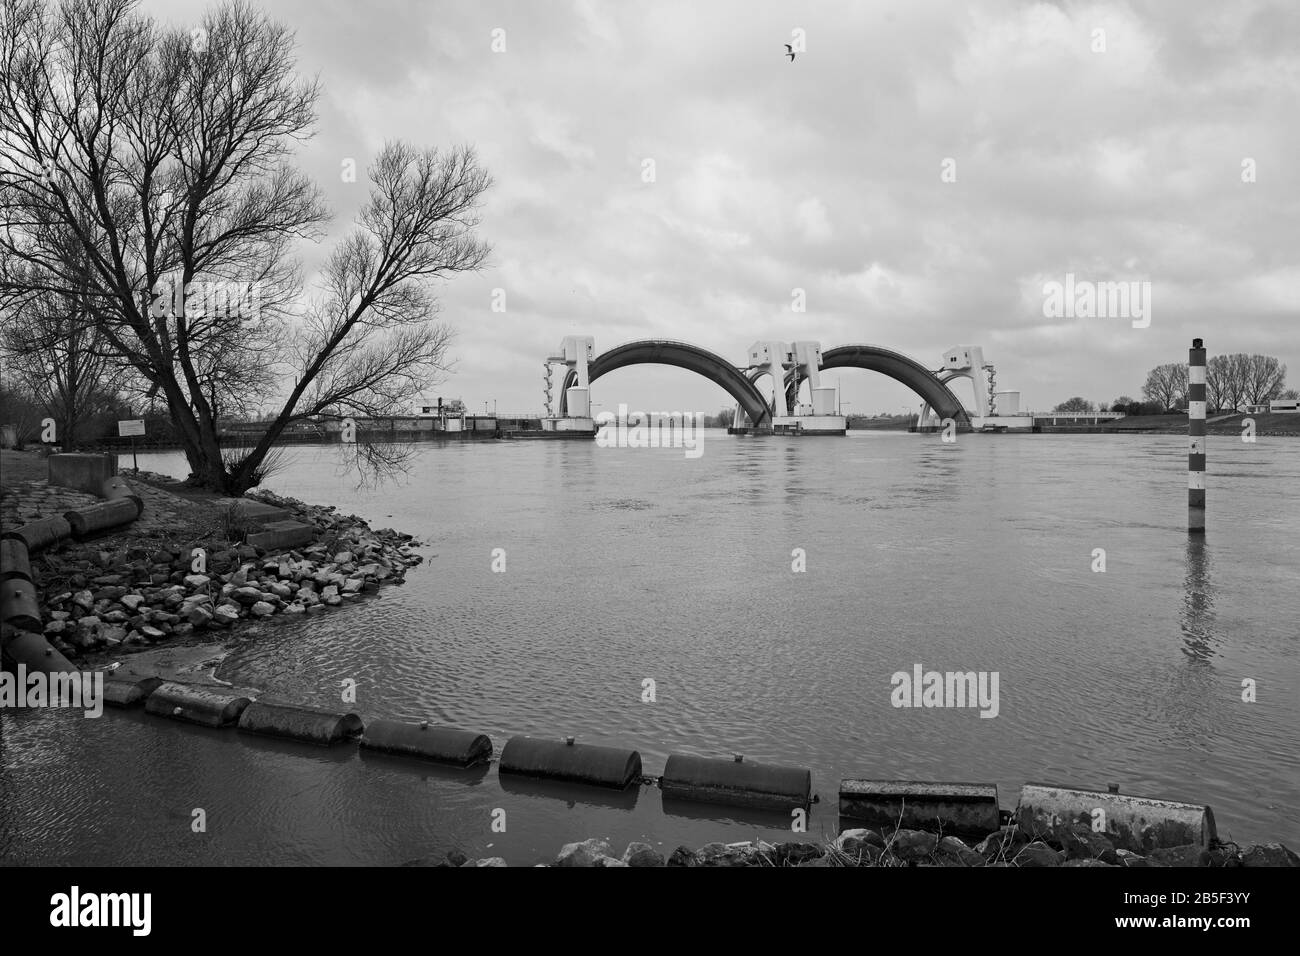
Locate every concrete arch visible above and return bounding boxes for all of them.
[918,369,975,425]
[820,345,969,423]
[560,339,772,425]
[743,366,800,417]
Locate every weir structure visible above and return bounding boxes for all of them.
[549,336,989,435]
[914,345,1031,433]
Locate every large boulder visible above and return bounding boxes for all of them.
[1240,843,1300,867]
[621,842,665,867]
[694,842,759,867]
[889,829,938,862]
[555,838,612,867]
[1148,845,1207,867]
[666,846,698,867]
[1013,841,1062,867]
[937,835,986,867]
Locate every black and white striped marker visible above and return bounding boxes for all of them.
[1188,338,1206,534]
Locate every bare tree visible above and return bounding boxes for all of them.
[1141,363,1188,412]
[1052,396,1096,413]
[1,278,121,446]
[0,0,490,491]
[1239,354,1287,407]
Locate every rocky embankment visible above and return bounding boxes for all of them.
[12,478,423,659]
[433,826,1300,868]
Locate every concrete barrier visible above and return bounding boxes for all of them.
[839,780,1001,838]
[1,515,72,552]
[48,453,116,496]
[1016,783,1217,853]
[0,578,42,632]
[661,754,812,811]
[0,625,78,673]
[236,701,364,745]
[0,538,32,582]
[101,674,164,708]
[499,736,641,789]
[64,498,141,539]
[360,718,493,766]
[245,520,316,552]
[144,682,252,728]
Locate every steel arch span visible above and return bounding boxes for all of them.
[819,345,970,423]
[560,339,772,425]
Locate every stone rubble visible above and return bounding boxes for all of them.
[6,480,423,659]
[421,825,1299,868]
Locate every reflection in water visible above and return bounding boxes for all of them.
[1181,538,1217,662]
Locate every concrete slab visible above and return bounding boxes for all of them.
[246,519,316,552]
[215,499,291,526]
[48,453,117,496]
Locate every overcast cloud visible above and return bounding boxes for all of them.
[145,0,1299,416]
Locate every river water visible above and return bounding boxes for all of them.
[2,432,1297,864]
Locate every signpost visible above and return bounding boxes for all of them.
[118,419,145,474]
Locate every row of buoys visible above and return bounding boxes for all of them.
[101,674,815,810]
[102,675,1221,849]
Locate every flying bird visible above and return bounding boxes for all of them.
[784,44,796,61]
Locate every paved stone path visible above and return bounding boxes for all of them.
[0,480,100,527]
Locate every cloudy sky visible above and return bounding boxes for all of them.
[146,0,1298,417]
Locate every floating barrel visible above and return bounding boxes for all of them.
[0,626,78,673]
[360,718,493,766]
[1016,783,1217,853]
[839,780,1001,838]
[499,735,641,789]
[100,476,144,515]
[101,674,164,708]
[0,538,32,582]
[662,753,812,811]
[144,681,252,728]
[236,700,364,745]
[64,498,141,539]
[1,515,72,552]
[0,578,42,632]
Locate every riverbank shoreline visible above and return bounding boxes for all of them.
[0,454,424,665]
[429,830,1299,867]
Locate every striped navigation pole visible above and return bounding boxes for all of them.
[1188,338,1207,534]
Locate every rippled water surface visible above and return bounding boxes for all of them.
[2,432,1297,864]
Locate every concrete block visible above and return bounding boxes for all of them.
[218,499,292,527]
[839,780,1001,838]
[48,453,116,496]
[1016,783,1217,853]
[246,520,316,551]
